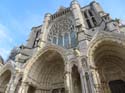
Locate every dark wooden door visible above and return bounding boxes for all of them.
[109,80,125,93]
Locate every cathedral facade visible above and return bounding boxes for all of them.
[0,1,125,93]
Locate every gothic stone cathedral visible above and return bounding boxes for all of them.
[0,1,125,93]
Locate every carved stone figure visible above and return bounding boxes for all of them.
[0,0,125,93]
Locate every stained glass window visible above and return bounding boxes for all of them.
[64,33,69,48]
[53,37,57,44]
[58,35,63,46]
[70,31,77,48]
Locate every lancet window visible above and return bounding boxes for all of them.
[84,10,97,29]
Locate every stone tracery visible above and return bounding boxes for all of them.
[0,1,125,93]
[48,17,77,48]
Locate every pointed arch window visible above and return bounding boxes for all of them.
[58,35,63,46]
[70,31,77,48]
[88,10,93,16]
[53,37,57,44]
[84,10,97,28]
[64,33,69,48]
[84,12,88,18]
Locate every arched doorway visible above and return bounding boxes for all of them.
[72,65,82,93]
[91,40,125,93]
[27,50,65,93]
[0,70,11,93]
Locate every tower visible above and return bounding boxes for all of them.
[0,0,125,93]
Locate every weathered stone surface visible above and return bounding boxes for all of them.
[0,1,125,93]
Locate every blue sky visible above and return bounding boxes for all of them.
[0,0,125,60]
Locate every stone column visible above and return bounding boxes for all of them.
[90,68,102,93]
[78,57,95,93]
[79,61,91,93]
[65,71,73,93]
[79,72,88,93]
[65,63,73,93]
[85,72,96,93]
[9,73,22,93]
[18,82,29,93]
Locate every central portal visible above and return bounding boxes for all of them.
[28,50,65,93]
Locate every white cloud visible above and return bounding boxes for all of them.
[0,11,42,60]
[0,48,10,61]
[0,24,15,60]
[0,24,13,44]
